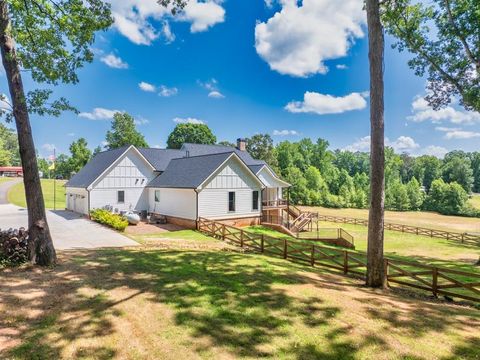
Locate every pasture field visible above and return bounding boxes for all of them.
[8,179,66,209]
[301,206,480,234]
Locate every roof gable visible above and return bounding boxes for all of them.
[138,148,186,171]
[181,143,265,166]
[147,152,264,189]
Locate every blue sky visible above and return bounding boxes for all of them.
[3,0,480,158]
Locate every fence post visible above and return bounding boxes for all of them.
[343,251,348,274]
[311,245,315,267]
[210,222,215,237]
[283,239,287,259]
[240,230,244,248]
[432,268,438,298]
[261,234,264,253]
[222,224,226,240]
[461,233,465,244]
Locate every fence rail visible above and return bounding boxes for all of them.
[316,214,480,246]
[197,218,480,304]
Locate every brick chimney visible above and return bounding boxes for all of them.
[236,138,246,151]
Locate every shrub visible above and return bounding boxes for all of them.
[0,228,29,266]
[90,209,129,231]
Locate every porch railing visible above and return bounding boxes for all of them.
[262,199,288,207]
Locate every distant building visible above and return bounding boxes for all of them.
[0,166,23,177]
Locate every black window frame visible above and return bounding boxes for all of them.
[228,191,236,212]
[154,190,160,203]
[117,190,125,204]
[252,190,259,210]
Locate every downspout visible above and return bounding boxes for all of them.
[86,187,91,219]
[194,188,199,229]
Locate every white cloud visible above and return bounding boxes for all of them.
[67,132,75,137]
[79,108,119,120]
[42,143,56,152]
[273,129,299,136]
[139,81,156,92]
[408,96,480,125]
[285,91,367,115]
[0,93,11,110]
[336,64,348,70]
[208,91,225,99]
[108,0,224,46]
[101,140,109,147]
[389,136,420,152]
[344,135,419,153]
[134,116,150,125]
[435,126,480,139]
[344,136,371,152]
[159,85,178,97]
[173,117,205,124]
[182,0,225,33]
[100,53,128,69]
[255,0,365,77]
[162,21,175,43]
[419,145,448,158]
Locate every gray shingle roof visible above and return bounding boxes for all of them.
[138,148,185,172]
[66,145,130,188]
[181,143,266,166]
[248,164,265,174]
[147,152,235,188]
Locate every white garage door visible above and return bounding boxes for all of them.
[74,195,86,214]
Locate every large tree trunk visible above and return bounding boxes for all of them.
[366,0,386,288]
[0,1,56,265]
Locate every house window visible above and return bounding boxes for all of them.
[228,192,235,212]
[252,190,259,210]
[154,190,160,203]
[117,191,125,204]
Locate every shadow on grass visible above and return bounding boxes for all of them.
[1,248,479,359]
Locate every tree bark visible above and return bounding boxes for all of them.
[0,1,56,265]
[366,0,386,288]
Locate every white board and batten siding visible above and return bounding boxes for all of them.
[65,187,89,215]
[197,159,262,220]
[148,188,197,220]
[89,150,155,212]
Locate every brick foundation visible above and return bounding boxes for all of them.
[213,216,261,228]
[164,215,197,229]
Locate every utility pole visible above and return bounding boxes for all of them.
[53,148,56,211]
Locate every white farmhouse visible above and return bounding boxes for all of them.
[65,139,291,228]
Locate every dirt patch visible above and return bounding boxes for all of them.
[125,221,185,235]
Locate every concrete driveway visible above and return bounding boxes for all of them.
[0,179,138,249]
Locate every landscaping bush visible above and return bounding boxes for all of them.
[90,209,129,231]
[0,228,29,266]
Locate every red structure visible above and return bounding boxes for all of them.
[0,166,23,177]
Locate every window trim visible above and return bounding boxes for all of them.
[228,191,236,212]
[117,190,125,204]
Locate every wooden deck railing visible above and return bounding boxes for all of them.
[197,218,480,304]
[262,199,288,207]
[316,214,480,246]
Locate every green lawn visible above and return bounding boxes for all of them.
[247,225,480,275]
[1,246,479,359]
[0,177,14,184]
[129,229,218,244]
[469,194,480,210]
[302,206,480,234]
[8,179,66,209]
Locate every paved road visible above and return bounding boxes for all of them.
[0,178,139,249]
[0,178,22,204]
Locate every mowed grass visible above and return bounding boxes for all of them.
[8,179,66,209]
[302,206,480,234]
[129,229,218,244]
[1,245,479,360]
[469,194,480,210]
[248,224,480,274]
[0,177,14,184]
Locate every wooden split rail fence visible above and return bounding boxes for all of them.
[316,214,480,246]
[197,218,480,304]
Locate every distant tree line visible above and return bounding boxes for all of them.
[246,134,480,217]
[25,114,479,218]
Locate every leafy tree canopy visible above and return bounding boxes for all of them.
[383,0,480,111]
[167,123,216,149]
[106,112,148,150]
